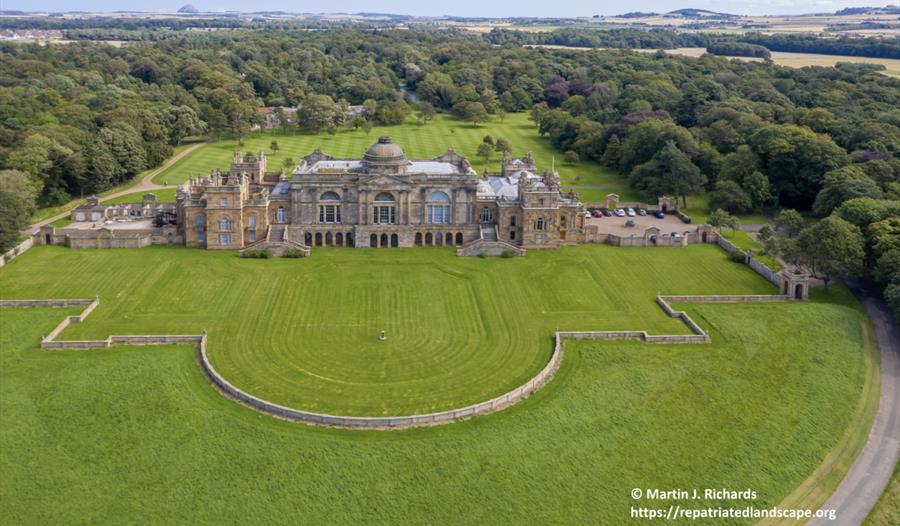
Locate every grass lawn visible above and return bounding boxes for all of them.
[679,194,770,225]
[720,229,781,271]
[154,113,635,198]
[866,463,900,525]
[102,187,178,205]
[0,245,875,524]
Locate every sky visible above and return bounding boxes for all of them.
[1,0,890,17]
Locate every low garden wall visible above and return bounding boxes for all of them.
[0,237,33,269]
[2,289,796,429]
[715,235,781,287]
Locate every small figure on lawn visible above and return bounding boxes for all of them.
[379,330,386,341]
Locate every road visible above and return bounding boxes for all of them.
[809,281,899,525]
[27,141,206,232]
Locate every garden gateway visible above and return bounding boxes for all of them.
[40,136,716,255]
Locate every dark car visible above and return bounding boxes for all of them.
[602,208,612,217]
[654,211,665,219]
[591,210,603,218]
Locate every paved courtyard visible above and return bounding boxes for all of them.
[585,212,692,236]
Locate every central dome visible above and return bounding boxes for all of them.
[362,136,408,174]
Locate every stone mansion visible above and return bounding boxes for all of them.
[176,136,585,253]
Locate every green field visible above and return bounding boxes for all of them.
[153,113,633,198]
[0,245,876,524]
[1,244,779,416]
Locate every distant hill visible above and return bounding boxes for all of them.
[666,8,738,18]
[178,4,200,14]
[834,5,900,15]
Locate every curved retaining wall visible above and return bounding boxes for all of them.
[3,291,796,429]
[197,333,564,429]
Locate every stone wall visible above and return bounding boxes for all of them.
[0,237,33,268]
[198,332,561,429]
[716,235,781,287]
[456,239,525,257]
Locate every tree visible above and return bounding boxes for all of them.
[482,135,494,147]
[416,102,436,125]
[270,140,279,153]
[455,102,489,127]
[796,216,865,290]
[564,151,579,165]
[775,209,804,238]
[629,141,706,208]
[707,208,739,237]
[529,102,550,128]
[602,135,622,168]
[477,142,494,165]
[297,94,343,132]
[494,138,512,154]
[812,166,883,217]
[709,180,752,214]
[0,170,37,252]
[362,120,374,135]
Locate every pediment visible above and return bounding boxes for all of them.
[359,174,410,188]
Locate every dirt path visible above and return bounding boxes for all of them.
[27,141,206,232]
[808,281,900,525]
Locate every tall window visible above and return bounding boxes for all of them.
[249,215,257,228]
[220,197,227,208]
[276,207,285,224]
[427,191,451,225]
[249,231,256,242]
[318,191,342,224]
[218,233,231,245]
[560,216,566,228]
[218,218,232,231]
[373,192,396,225]
[510,216,517,227]
[536,217,545,231]
[480,207,493,223]
[196,215,205,228]
[197,232,205,242]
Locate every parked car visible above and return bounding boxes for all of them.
[625,219,636,227]
[584,212,592,219]
[626,208,636,217]
[637,208,647,216]
[591,210,603,218]
[602,208,613,217]
[615,208,626,217]
[654,211,665,219]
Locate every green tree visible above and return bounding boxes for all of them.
[708,208,739,237]
[775,209,804,238]
[477,141,494,165]
[494,138,512,154]
[709,180,752,214]
[297,94,343,132]
[629,141,706,208]
[564,150,579,165]
[812,166,883,217]
[602,135,622,168]
[270,140,279,153]
[0,170,37,252]
[796,216,865,290]
[456,102,489,127]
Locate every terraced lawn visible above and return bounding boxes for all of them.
[1,244,775,416]
[154,113,633,198]
[0,249,876,523]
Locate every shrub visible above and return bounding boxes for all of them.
[477,251,488,259]
[282,249,306,258]
[501,250,516,258]
[728,251,746,263]
[240,249,272,259]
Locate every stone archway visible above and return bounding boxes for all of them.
[425,232,433,246]
[455,232,463,245]
[390,233,399,248]
[415,232,423,246]
[380,233,388,248]
[370,234,377,248]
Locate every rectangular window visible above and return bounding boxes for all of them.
[560,231,567,241]
[510,231,516,240]
[560,216,567,228]
[319,205,341,224]
[220,198,227,208]
[249,215,257,228]
[510,216,517,227]
[249,231,256,242]
[197,232,205,242]
[428,205,450,224]
[218,233,231,245]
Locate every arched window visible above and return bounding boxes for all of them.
[536,217,545,231]
[373,192,396,225]
[428,191,451,225]
[318,192,341,224]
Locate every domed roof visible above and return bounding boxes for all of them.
[364,136,406,161]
